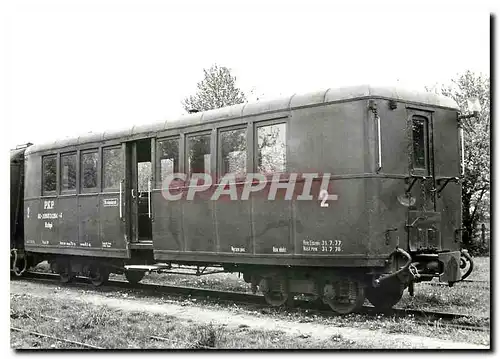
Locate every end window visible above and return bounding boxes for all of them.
[412,116,428,170]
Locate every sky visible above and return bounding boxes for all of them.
[2,0,492,149]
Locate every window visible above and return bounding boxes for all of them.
[138,162,152,192]
[256,122,286,174]
[42,155,57,194]
[187,133,211,176]
[220,127,247,178]
[103,147,122,190]
[412,116,428,169]
[81,151,98,191]
[60,152,77,192]
[158,138,179,181]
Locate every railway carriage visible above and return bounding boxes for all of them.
[10,85,474,314]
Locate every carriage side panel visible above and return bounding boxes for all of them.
[288,101,370,260]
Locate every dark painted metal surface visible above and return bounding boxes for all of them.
[23,149,129,258]
[407,211,442,251]
[22,85,461,272]
[370,99,461,259]
[10,148,26,248]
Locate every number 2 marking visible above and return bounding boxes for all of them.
[319,190,339,208]
[319,190,329,207]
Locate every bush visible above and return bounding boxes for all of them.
[189,323,224,349]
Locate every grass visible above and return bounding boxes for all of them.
[397,256,490,317]
[398,280,490,317]
[283,310,490,346]
[468,256,490,281]
[141,271,251,294]
[10,293,371,349]
[11,280,491,349]
[32,256,491,320]
[126,258,491,318]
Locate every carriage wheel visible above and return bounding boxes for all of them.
[366,283,404,311]
[322,278,365,314]
[89,266,109,287]
[260,277,289,307]
[59,264,74,284]
[125,270,145,285]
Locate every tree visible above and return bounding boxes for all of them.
[182,65,285,179]
[428,70,490,255]
[182,64,247,112]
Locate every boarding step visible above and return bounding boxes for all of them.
[124,263,171,272]
[123,263,226,276]
[128,241,153,249]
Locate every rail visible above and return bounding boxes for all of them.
[10,327,102,349]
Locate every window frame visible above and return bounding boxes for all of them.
[80,149,100,194]
[253,119,288,174]
[411,115,430,175]
[102,145,123,192]
[157,136,180,186]
[41,154,58,196]
[60,151,77,194]
[217,125,248,180]
[185,131,212,178]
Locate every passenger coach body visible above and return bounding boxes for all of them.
[13,85,470,313]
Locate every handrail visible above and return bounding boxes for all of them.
[376,114,382,172]
[119,180,123,219]
[148,179,152,219]
[460,127,465,176]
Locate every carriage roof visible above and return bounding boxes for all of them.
[25,84,458,155]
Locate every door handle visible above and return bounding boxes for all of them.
[131,188,136,199]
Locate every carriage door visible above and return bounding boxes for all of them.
[125,138,153,244]
[406,109,441,251]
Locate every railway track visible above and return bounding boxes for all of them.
[11,271,489,332]
[418,279,489,289]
